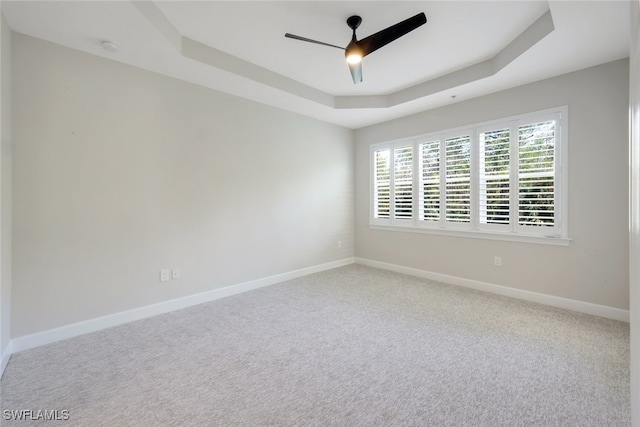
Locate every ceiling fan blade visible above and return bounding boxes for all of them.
[357,12,427,58]
[284,33,345,50]
[348,61,363,84]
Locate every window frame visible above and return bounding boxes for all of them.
[369,106,570,246]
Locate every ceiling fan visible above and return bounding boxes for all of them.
[285,12,427,84]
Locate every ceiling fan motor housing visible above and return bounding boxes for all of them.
[347,15,362,31]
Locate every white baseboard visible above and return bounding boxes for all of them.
[7,255,627,361]
[355,257,630,322]
[1,341,12,379]
[10,257,355,355]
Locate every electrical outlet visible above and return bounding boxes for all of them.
[493,256,502,267]
[172,268,180,279]
[160,269,170,282]
[338,240,343,248]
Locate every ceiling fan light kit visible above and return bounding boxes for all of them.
[345,15,363,65]
[285,12,427,84]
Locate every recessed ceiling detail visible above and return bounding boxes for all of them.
[134,1,554,111]
[1,1,630,128]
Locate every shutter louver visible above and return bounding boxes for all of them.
[479,128,510,225]
[419,140,440,222]
[394,146,413,220]
[518,121,555,227]
[445,135,471,223]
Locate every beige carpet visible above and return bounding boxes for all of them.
[0,265,630,426]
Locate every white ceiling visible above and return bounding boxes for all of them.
[1,1,631,129]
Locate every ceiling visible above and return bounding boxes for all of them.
[1,1,631,129]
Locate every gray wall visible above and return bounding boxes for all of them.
[0,11,12,367]
[11,34,354,337]
[6,30,632,343]
[355,59,629,310]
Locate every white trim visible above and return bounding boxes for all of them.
[370,224,572,246]
[629,1,640,424]
[9,258,355,354]
[355,257,629,322]
[0,341,11,379]
[6,254,627,361]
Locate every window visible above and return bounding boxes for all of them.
[444,135,472,225]
[370,107,569,245]
[518,121,556,229]
[373,149,390,219]
[419,140,440,222]
[394,145,413,220]
[479,127,510,227]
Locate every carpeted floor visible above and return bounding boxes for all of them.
[0,265,630,426]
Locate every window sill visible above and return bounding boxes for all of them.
[369,224,571,246]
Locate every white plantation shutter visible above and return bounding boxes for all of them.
[419,140,440,222]
[370,107,566,243]
[479,128,510,227]
[393,146,413,220]
[445,135,471,224]
[374,149,391,219]
[518,120,556,231]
